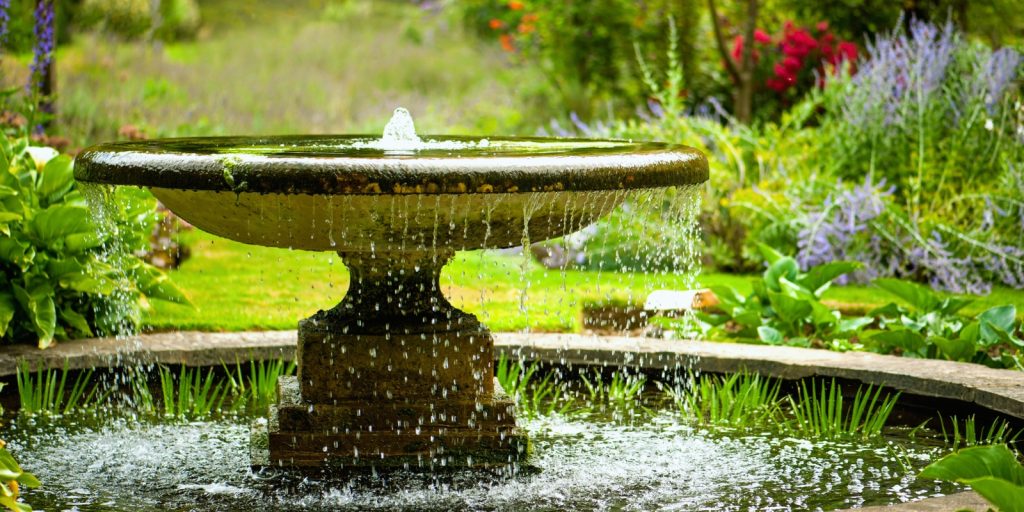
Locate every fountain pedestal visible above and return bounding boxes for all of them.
[257,250,527,469]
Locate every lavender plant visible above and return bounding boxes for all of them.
[27,0,54,95]
[814,19,1024,292]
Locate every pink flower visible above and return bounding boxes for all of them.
[754,29,771,44]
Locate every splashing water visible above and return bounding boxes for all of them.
[353,107,490,151]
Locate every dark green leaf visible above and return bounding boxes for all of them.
[928,335,975,361]
[767,291,812,325]
[869,330,927,354]
[874,278,940,312]
[796,261,862,296]
[764,258,799,292]
[29,205,93,246]
[979,306,1017,342]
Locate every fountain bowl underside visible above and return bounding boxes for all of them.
[75,135,708,252]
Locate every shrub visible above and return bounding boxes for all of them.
[0,129,189,348]
[815,19,1023,293]
[77,0,200,40]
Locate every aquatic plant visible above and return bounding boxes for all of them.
[670,372,783,429]
[939,415,1022,451]
[158,365,230,419]
[16,362,107,416]
[580,370,646,420]
[919,445,1024,511]
[223,359,296,414]
[495,353,574,419]
[786,379,899,440]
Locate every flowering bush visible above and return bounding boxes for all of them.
[730,20,858,111]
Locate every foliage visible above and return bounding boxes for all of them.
[457,0,718,117]
[696,244,867,347]
[0,439,39,512]
[16,361,108,415]
[77,0,201,41]
[0,126,189,347]
[919,445,1024,512]
[669,371,783,429]
[939,415,1021,451]
[786,379,899,440]
[864,278,1024,368]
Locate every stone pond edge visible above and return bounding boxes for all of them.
[0,330,1016,512]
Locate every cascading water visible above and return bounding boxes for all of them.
[0,108,965,510]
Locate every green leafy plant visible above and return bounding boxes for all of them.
[669,372,783,429]
[866,278,1024,368]
[919,445,1024,512]
[697,244,869,347]
[786,378,899,440]
[0,441,40,512]
[15,362,108,416]
[0,132,190,348]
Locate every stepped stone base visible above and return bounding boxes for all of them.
[252,376,528,470]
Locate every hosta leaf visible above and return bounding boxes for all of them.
[29,205,92,246]
[764,258,799,293]
[135,266,191,306]
[64,232,104,252]
[979,305,1017,343]
[757,325,784,344]
[920,445,1024,512]
[796,261,862,296]
[37,155,74,201]
[874,278,940,313]
[755,243,786,265]
[928,335,975,361]
[869,330,927,354]
[767,291,812,325]
[60,307,93,337]
[0,291,15,338]
[809,301,840,328]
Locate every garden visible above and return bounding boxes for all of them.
[1,0,1024,510]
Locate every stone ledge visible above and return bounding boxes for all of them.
[1,331,1021,421]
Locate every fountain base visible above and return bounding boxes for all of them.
[253,251,528,470]
[252,375,527,470]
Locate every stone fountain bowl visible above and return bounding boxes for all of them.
[74,135,708,253]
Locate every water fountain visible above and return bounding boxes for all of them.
[73,108,709,470]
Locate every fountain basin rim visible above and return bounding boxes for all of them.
[73,135,709,195]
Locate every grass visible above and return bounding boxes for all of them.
[0,1,554,149]
[145,229,1024,333]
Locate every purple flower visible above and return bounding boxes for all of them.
[28,0,56,94]
[0,0,10,51]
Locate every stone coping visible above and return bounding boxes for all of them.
[0,330,1014,511]
[0,330,1021,421]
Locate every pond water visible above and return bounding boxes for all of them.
[4,410,957,511]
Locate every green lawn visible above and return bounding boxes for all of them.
[145,229,1024,333]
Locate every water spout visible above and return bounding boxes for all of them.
[381,108,422,145]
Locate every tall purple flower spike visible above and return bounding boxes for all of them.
[29,0,55,93]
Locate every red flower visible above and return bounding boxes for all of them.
[837,41,858,62]
[816,21,829,32]
[508,0,524,10]
[754,29,771,44]
[731,35,744,61]
[489,18,504,30]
